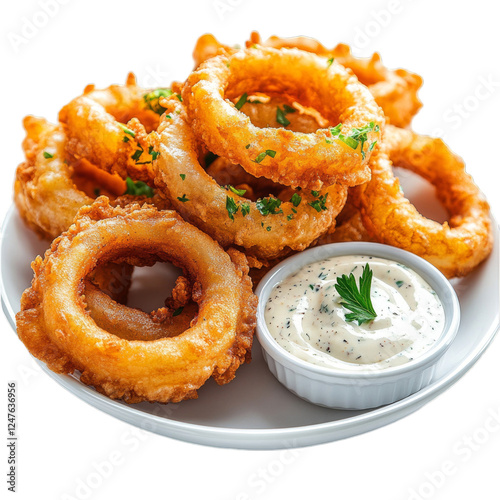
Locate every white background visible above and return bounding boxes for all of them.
[1,0,500,499]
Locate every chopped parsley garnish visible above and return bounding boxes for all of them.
[287,214,294,221]
[266,226,272,231]
[143,88,173,114]
[177,194,189,202]
[245,144,251,149]
[253,149,277,163]
[256,196,283,215]
[226,196,239,220]
[172,307,184,317]
[349,122,380,159]
[308,193,328,212]
[276,104,296,127]
[235,92,248,110]
[180,174,186,181]
[123,136,130,143]
[176,94,183,102]
[311,190,320,197]
[149,146,160,161]
[290,192,302,207]
[335,264,377,325]
[43,151,54,159]
[124,177,154,198]
[241,202,250,217]
[327,122,380,159]
[327,57,334,67]
[395,280,404,288]
[228,185,247,196]
[276,106,290,127]
[131,148,143,161]
[118,124,136,138]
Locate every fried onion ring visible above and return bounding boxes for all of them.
[14,116,163,240]
[16,199,256,403]
[192,33,421,129]
[151,99,347,261]
[354,127,493,278]
[247,32,422,128]
[84,279,198,342]
[59,74,162,183]
[182,46,384,190]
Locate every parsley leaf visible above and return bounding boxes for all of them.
[253,150,277,163]
[177,194,189,202]
[227,185,247,196]
[143,88,173,114]
[235,92,248,110]
[148,146,160,161]
[226,196,239,220]
[349,122,380,159]
[124,177,154,198]
[180,174,186,181]
[256,196,283,216]
[118,124,136,138]
[241,202,250,217]
[131,148,143,162]
[335,264,377,325]
[308,193,328,212]
[43,151,54,159]
[276,106,291,127]
[326,122,379,158]
[290,192,302,207]
[327,57,334,67]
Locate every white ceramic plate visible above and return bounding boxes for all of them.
[1,172,499,449]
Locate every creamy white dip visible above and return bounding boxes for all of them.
[264,255,445,371]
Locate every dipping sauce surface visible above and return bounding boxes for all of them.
[264,255,445,371]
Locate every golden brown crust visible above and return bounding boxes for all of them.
[354,127,493,277]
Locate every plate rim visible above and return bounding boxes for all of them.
[2,205,499,449]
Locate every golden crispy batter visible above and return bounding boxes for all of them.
[354,127,493,278]
[15,117,93,239]
[182,46,384,190]
[16,199,257,403]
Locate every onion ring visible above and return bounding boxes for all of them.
[84,277,198,342]
[58,74,165,183]
[192,33,422,129]
[151,99,347,261]
[14,116,164,240]
[182,46,384,190]
[247,32,422,128]
[354,127,493,278]
[16,199,256,403]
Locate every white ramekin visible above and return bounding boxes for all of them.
[255,242,460,410]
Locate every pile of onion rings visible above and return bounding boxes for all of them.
[12,32,493,405]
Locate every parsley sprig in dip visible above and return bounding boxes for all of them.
[264,255,445,371]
